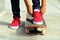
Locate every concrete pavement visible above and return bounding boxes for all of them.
[0,0,60,40]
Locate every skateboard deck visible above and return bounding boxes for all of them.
[25,14,47,35]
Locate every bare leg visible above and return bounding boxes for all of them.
[24,0,33,15]
[41,0,46,15]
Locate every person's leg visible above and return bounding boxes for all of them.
[32,0,40,10]
[11,0,20,18]
[10,0,20,29]
[32,0,43,25]
[41,0,46,15]
[24,0,33,15]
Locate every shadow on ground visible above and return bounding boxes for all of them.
[0,21,10,25]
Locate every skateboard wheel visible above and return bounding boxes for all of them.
[41,29,45,35]
[37,28,45,35]
[37,28,42,31]
[25,28,29,34]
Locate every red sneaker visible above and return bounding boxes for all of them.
[10,17,20,29]
[33,9,43,25]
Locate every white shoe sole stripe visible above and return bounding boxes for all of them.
[33,21,43,25]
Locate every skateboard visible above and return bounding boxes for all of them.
[25,14,47,35]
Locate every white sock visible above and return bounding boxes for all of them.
[34,9,40,12]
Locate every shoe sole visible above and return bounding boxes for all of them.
[10,26,19,30]
[33,21,43,25]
